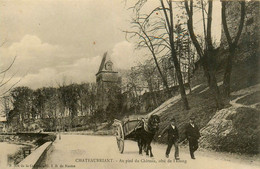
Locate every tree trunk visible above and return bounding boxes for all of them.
[187,68,192,93]
[148,82,158,107]
[209,71,223,109]
[185,0,210,85]
[223,48,235,97]
[221,1,245,97]
[207,50,224,109]
[151,53,171,97]
[137,21,171,97]
[187,38,192,93]
[171,48,190,110]
[176,65,190,110]
[161,0,189,110]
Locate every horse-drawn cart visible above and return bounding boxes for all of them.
[113,115,160,156]
[113,118,143,153]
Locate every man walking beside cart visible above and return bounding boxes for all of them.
[159,117,180,160]
[185,116,201,159]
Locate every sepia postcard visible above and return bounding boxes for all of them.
[0,0,259,169]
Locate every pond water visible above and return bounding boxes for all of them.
[0,142,23,168]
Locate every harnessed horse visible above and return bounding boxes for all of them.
[135,114,160,157]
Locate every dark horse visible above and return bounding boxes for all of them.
[135,114,160,157]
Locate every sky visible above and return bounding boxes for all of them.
[0,0,221,92]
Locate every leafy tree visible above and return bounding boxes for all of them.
[10,86,33,130]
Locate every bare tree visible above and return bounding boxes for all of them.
[0,40,22,97]
[160,0,190,109]
[126,67,143,114]
[124,17,171,95]
[174,22,195,92]
[222,1,246,97]
[125,0,190,110]
[185,0,224,109]
[138,60,159,106]
[0,57,21,96]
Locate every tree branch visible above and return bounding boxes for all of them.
[206,0,213,50]
[234,1,246,45]
[184,0,204,58]
[0,55,17,74]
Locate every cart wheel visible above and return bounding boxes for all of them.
[116,123,124,153]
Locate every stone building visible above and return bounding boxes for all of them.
[96,52,121,110]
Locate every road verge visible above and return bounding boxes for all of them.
[13,141,52,169]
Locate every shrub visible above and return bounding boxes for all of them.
[212,107,260,154]
[35,134,57,146]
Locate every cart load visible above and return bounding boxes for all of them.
[113,115,160,157]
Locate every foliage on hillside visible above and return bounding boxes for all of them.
[155,83,226,142]
[217,107,259,154]
[154,55,259,154]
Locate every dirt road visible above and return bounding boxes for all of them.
[41,134,260,169]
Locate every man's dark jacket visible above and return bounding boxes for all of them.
[185,123,200,140]
[162,124,179,141]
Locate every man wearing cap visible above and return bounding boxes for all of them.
[185,116,201,159]
[159,118,179,160]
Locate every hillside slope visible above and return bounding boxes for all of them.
[149,54,259,154]
[200,84,259,154]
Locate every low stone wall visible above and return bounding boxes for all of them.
[13,141,52,169]
[0,132,50,143]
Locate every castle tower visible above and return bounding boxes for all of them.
[96,52,121,110]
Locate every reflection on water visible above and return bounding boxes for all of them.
[0,142,23,168]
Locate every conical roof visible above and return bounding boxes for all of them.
[96,52,114,75]
[97,52,108,73]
